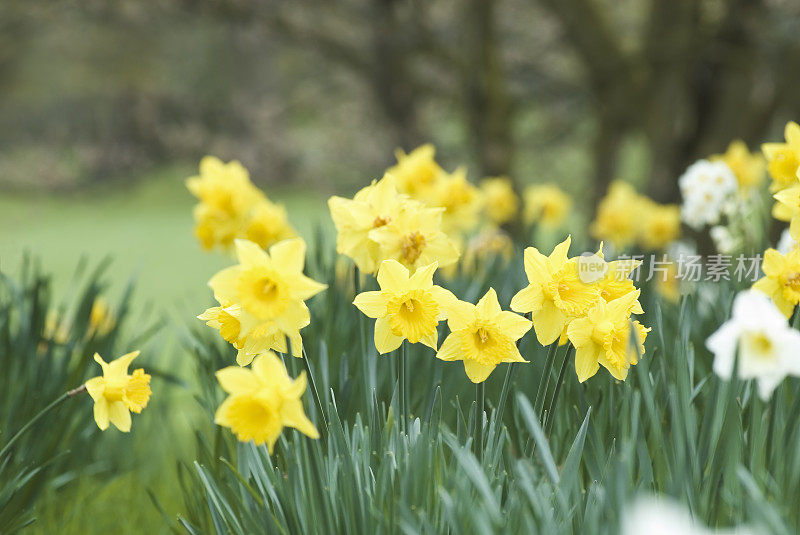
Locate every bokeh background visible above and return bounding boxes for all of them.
[2,1,800,532]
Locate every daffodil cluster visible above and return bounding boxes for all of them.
[187,156,296,252]
[511,236,649,382]
[592,181,680,251]
[328,174,460,273]
[200,238,327,365]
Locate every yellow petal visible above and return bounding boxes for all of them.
[464,360,495,383]
[761,249,784,277]
[409,261,439,288]
[236,350,255,367]
[421,328,439,351]
[574,345,600,383]
[476,288,502,318]
[375,317,403,354]
[269,238,306,273]
[108,401,132,432]
[208,266,241,304]
[106,351,140,379]
[377,259,410,291]
[93,398,110,430]
[85,377,105,401]
[792,217,800,242]
[786,121,800,151]
[353,291,388,318]
[566,317,593,347]
[436,333,462,361]
[234,239,270,266]
[532,300,568,345]
[494,311,532,341]
[548,236,571,271]
[523,246,550,285]
[429,286,458,320]
[216,367,259,394]
[445,300,477,332]
[280,399,320,439]
[252,352,287,383]
[510,285,544,314]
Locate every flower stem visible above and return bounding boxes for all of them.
[495,362,515,427]
[534,341,559,425]
[544,344,573,435]
[475,381,485,462]
[398,342,407,433]
[354,266,373,409]
[0,385,85,461]
[301,346,327,428]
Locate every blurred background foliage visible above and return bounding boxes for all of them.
[2,0,800,202]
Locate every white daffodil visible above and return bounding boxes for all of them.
[623,496,760,535]
[707,290,800,399]
[777,228,798,255]
[679,160,737,230]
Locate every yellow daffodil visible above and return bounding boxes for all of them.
[523,184,572,228]
[637,199,681,251]
[328,174,412,273]
[387,144,443,197]
[752,248,800,318]
[205,238,325,361]
[591,181,640,250]
[480,177,519,226]
[510,236,600,345]
[214,351,319,452]
[354,260,456,353]
[773,185,800,240]
[460,229,515,274]
[655,261,681,304]
[88,298,116,337]
[199,302,309,366]
[711,140,765,190]
[436,288,532,383]
[369,202,460,271]
[423,167,483,235]
[85,351,151,432]
[210,238,326,320]
[762,122,800,191]
[244,201,297,251]
[566,291,649,382]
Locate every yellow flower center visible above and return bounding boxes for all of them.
[387,289,439,343]
[546,263,598,316]
[103,377,126,403]
[741,332,775,360]
[373,215,391,228]
[461,321,514,366]
[238,268,288,318]
[401,231,427,265]
[224,393,283,445]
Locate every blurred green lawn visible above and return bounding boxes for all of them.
[0,166,329,310]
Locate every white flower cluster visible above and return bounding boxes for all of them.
[623,496,760,535]
[707,290,800,400]
[679,160,737,230]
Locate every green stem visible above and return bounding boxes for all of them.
[475,381,485,462]
[544,344,573,435]
[496,362,515,427]
[534,341,559,425]
[399,342,407,433]
[354,266,373,409]
[0,385,85,461]
[301,346,327,428]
